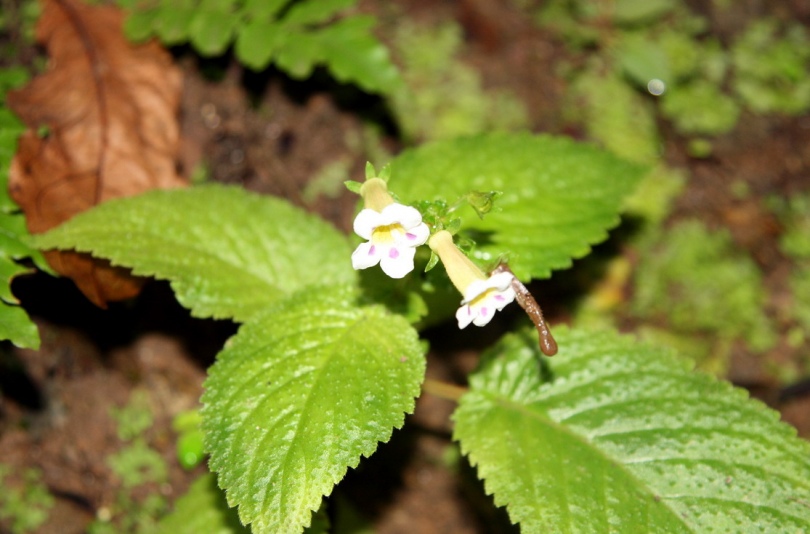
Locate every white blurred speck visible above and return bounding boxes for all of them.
[647,79,666,96]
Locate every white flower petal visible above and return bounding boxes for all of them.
[472,305,496,327]
[487,271,515,291]
[353,209,382,240]
[398,222,430,247]
[381,203,422,228]
[379,244,416,279]
[351,241,381,270]
[456,304,475,329]
[491,287,516,310]
[462,278,490,303]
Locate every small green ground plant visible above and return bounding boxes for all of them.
[28,133,810,532]
[0,465,54,533]
[537,0,810,156]
[88,390,170,534]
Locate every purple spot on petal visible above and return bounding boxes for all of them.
[481,307,488,317]
[494,295,505,302]
[369,245,376,255]
[406,232,416,240]
[389,248,400,259]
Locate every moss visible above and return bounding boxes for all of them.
[632,220,777,358]
[389,21,528,142]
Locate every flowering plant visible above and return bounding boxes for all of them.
[31,133,810,533]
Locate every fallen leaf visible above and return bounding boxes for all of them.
[8,0,186,307]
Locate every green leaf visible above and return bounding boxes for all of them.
[275,30,322,79]
[390,133,644,280]
[239,0,288,20]
[154,6,196,45]
[31,185,357,322]
[613,0,675,24]
[235,20,284,71]
[202,287,425,533]
[283,0,356,26]
[454,327,810,532]
[616,32,671,87]
[319,16,402,94]
[154,473,247,534]
[0,78,43,349]
[189,9,239,56]
[123,8,160,42]
[0,297,40,349]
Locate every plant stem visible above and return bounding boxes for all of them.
[422,378,467,401]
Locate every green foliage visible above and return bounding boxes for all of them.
[202,287,425,533]
[565,62,660,164]
[173,409,206,470]
[108,439,168,488]
[731,19,810,115]
[539,0,810,155]
[660,79,740,136]
[121,0,400,94]
[388,20,528,142]
[390,133,645,281]
[632,220,776,357]
[86,390,170,533]
[0,466,54,533]
[110,390,154,441]
[154,473,247,534]
[31,185,357,323]
[774,193,810,336]
[0,67,47,349]
[454,327,810,532]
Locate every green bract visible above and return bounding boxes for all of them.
[454,327,810,532]
[390,133,644,280]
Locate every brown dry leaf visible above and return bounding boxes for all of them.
[8,0,187,307]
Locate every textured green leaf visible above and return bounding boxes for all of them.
[202,288,425,533]
[154,473,247,534]
[32,185,357,322]
[390,133,644,280]
[454,327,810,532]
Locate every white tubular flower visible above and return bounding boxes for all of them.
[428,230,516,329]
[351,178,430,279]
[455,271,516,328]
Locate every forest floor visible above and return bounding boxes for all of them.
[2,1,810,533]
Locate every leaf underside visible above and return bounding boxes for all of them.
[454,327,810,533]
[390,133,644,280]
[202,288,425,534]
[31,185,357,322]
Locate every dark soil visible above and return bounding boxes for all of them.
[2,1,810,533]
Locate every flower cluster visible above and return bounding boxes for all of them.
[350,175,516,329]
